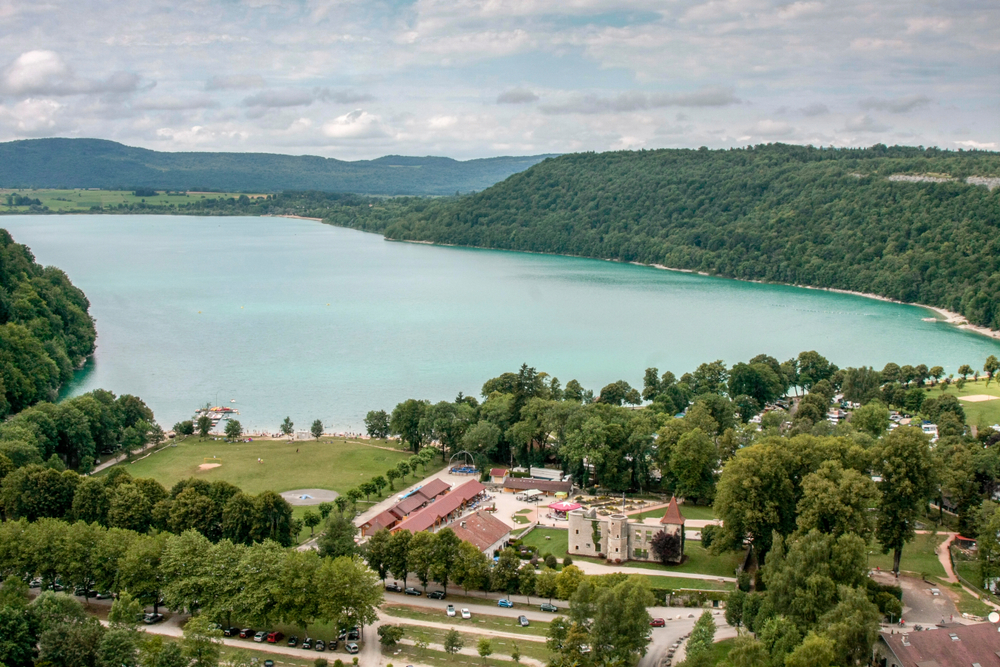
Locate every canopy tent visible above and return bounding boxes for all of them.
[547,501,582,512]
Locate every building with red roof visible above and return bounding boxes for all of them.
[447,510,512,556]
[874,622,1000,666]
[359,477,454,536]
[391,479,487,534]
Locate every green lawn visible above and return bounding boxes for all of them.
[102,436,432,495]
[518,528,568,558]
[867,534,947,578]
[391,643,530,667]
[708,638,737,665]
[397,624,550,662]
[383,605,550,638]
[922,378,1000,427]
[633,504,716,522]
[1,188,262,213]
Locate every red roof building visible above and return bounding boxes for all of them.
[660,497,686,526]
[359,478,454,536]
[875,622,1000,666]
[448,511,512,556]
[392,479,487,534]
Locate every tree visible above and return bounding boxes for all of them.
[729,362,784,408]
[492,548,523,595]
[518,563,536,603]
[108,591,144,629]
[554,564,585,600]
[684,611,716,663]
[386,530,412,584]
[224,419,242,440]
[364,411,390,439]
[108,483,154,532]
[318,502,333,520]
[535,569,557,602]
[651,529,682,564]
[72,476,111,524]
[276,550,322,636]
[390,399,430,452]
[796,461,879,541]
[365,528,392,583]
[784,632,836,667]
[317,514,358,559]
[140,635,187,667]
[589,578,654,665]
[408,531,436,593]
[818,586,880,666]
[850,400,890,437]
[444,629,464,654]
[985,355,999,383]
[251,491,295,546]
[303,510,321,535]
[978,505,1000,589]
[182,615,223,667]
[396,460,411,480]
[454,541,490,595]
[372,475,387,498]
[957,364,973,380]
[99,627,141,667]
[359,481,376,501]
[477,637,493,665]
[197,415,212,438]
[670,427,717,502]
[875,427,936,574]
[385,468,400,491]
[281,417,294,436]
[311,420,323,440]
[378,625,404,648]
[430,528,461,595]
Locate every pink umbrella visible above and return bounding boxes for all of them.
[547,501,582,512]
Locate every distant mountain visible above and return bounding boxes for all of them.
[0,138,555,195]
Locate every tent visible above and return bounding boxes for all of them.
[547,501,582,512]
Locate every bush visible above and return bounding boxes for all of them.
[315,660,329,667]
[544,554,558,569]
[563,556,573,567]
[700,524,716,549]
[334,661,344,667]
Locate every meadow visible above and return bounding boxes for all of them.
[1,188,259,212]
[106,436,432,495]
[922,377,1000,427]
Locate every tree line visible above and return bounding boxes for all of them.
[0,466,297,547]
[0,229,97,418]
[328,143,1000,331]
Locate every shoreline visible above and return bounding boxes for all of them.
[376,234,1000,342]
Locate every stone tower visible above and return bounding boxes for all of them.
[607,514,629,563]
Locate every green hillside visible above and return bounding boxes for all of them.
[0,138,553,196]
[339,144,1000,329]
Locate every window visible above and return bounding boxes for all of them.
[575,530,579,534]
[576,546,579,550]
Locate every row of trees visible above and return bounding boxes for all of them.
[0,518,382,635]
[0,466,297,546]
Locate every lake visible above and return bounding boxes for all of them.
[4,214,999,432]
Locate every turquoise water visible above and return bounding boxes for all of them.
[4,215,999,432]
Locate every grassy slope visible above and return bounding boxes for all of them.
[633,505,716,521]
[107,436,430,495]
[867,533,947,578]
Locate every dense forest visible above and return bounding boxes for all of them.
[329,144,1000,329]
[0,230,96,416]
[0,138,551,195]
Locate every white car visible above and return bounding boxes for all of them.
[446,605,456,617]
[461,608,471,619]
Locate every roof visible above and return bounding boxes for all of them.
[419,478,452,499]
[490,468,509,477]
[880,623,1000,666]
[502,477,572,493]
[393,479,487,534]
[660,497,686,525]
[448,511,512,552]
[363,509,398,530]
[392,492,430,517]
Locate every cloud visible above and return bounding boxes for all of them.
[845,114,890,132]
[0,98,66,134]
[746,119,795,137]
[243,87,374,109]
[800,103,829,117]
[859,95,931,113]
[205,75,266,91]
[906,17,951,34]
[321,109,388,139]
[540,88,740,114]
[133,95,218,111]
[497,88,539,105]
[1,50,140,96]
[954,140,998,150]
[776,2,824,20]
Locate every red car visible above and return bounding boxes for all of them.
[649,618,665,627]
[267,632,284,643]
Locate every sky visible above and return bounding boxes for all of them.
[0,0,997,160]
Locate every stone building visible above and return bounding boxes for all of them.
[567,497,685,564]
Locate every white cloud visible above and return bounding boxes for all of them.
[497,88,539,104]
[845,114,890,132]
[954,140,998,150]
[0,98,65,134]
[205,75,266,91]
[746,119,795,137]
[321,110,388,139]
[800,103,829,116]
[1,50,140,96]
[905,17,951,34]
[859,94,931,113]
[541,88,741,115]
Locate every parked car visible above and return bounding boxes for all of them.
[287,636,298,647]
[428,590,446,599]
[74,587,97,597]
[650,618,665,627]
[263,661,274,667]
[28,579,42,589]
[223,627,240,637]
[346,630,360,642]
[254,631,267,643]
[540,603,558,612]
[461,609,471,620]
[404,587,421,596]
[267,631,283,643]
[239,629,254,639]
[315,640,326,652]
[346,643,359,654]
[385,583,402,593]
[301,638,313,650]
[446,605,456,617]
[497,599,513,608]
[143,613,164,625]
[328,639,339,651]
[518,615,529,627]
[95,591,114,600]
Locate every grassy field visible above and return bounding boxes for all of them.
[867,533,947,578]
[1,188,261,212]
[383,604,550,638]
[922,377,1000,427]
[632,504,716,522]
[518,528,739,580]
[397,624,550,662]
[391,643,531,667]
[707,638,736,665]
[103,436,431,495]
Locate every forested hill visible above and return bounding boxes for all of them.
[0,138,553,195]
[0,229,96,416]
[339,144,1000,329]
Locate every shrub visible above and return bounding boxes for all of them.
[314,660,328,667]
[700,524,716,549]
[544,554,558,569]
[562,556,573,567]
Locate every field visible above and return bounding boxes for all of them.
[102,436,430,495]
[518,528,740,581]
[1,188,260,212]
[922,378,1000,427]
[632,504,716,521]
[867,533,947,578]
[383,604,550,637]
